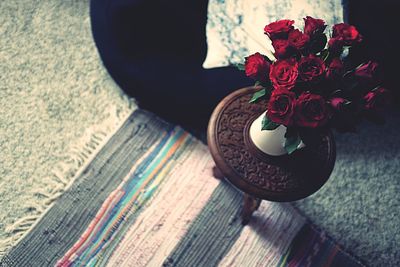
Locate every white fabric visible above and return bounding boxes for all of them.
[203,0,344,68]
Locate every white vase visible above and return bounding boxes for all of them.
[249,112,304,156]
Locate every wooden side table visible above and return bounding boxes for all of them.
[207,87,336,225]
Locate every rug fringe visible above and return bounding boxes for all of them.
[0,98,136,259]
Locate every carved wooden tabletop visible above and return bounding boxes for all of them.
[207,87,336,203]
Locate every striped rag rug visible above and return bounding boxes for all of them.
[1,110,364,267]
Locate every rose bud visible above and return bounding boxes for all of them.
[332,23,362,46]
[304,16,327,36]
[267,88,296,126]
[264,19,295,40]
[363,87,390,110]
[326,58,344,80]
[295,92,329,128]
[269,58,299,90]
[288,29,310,50]
[354,61,379,81]
[244,52,271,82]
[298,54,326,82]
[272,39,291,59]
[329,97,348,111]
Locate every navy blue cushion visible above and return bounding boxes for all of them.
[90,0,252,130]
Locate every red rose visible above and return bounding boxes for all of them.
[298,55,326,82]
[329,97,347,111]
[264,19,295,40]
[295,92,329,128]
[269,58,298,90]
[244,52,271,82]
[326,58,344,80]
[272,39,291,59]
[288,29,310,50]
[267,88,296,126]
[363,87,390,110]
[355,61,379,81]
[328,37,344,54]
[303,16,326,36]
[332,23,362,46]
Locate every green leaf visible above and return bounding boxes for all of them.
[261,115,280,130]
[284,133,302,155]
[254,81,262,87]
[343,100,352,106]
[249,88,267,103]
[355,62,366,70]
[343,70,353,77]
[371,85,381,92]
[235,63,245,71]
[323,51,330,61]
[329,89,342,97]
[319,49,329,61]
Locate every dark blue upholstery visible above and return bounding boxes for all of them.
[90,0,252,130]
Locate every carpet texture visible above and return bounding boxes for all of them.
[1,110,362,267]
[0,0,135,258]
[295,110,400,267]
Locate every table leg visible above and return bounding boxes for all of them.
[212,166,224,180]
[241,194,261,225]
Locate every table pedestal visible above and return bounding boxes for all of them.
[207,87,336,224]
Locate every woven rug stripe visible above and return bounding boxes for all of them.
[59,138,230,266]
[160,181,244,267]
[105,142,219,267]
[56,127,193,266]
[276,224,364,267]
[218,202,306,267]
[0,110,172,267]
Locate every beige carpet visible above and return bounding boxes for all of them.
[0,0,136,257]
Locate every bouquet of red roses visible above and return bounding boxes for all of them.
[238,17,390,154]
